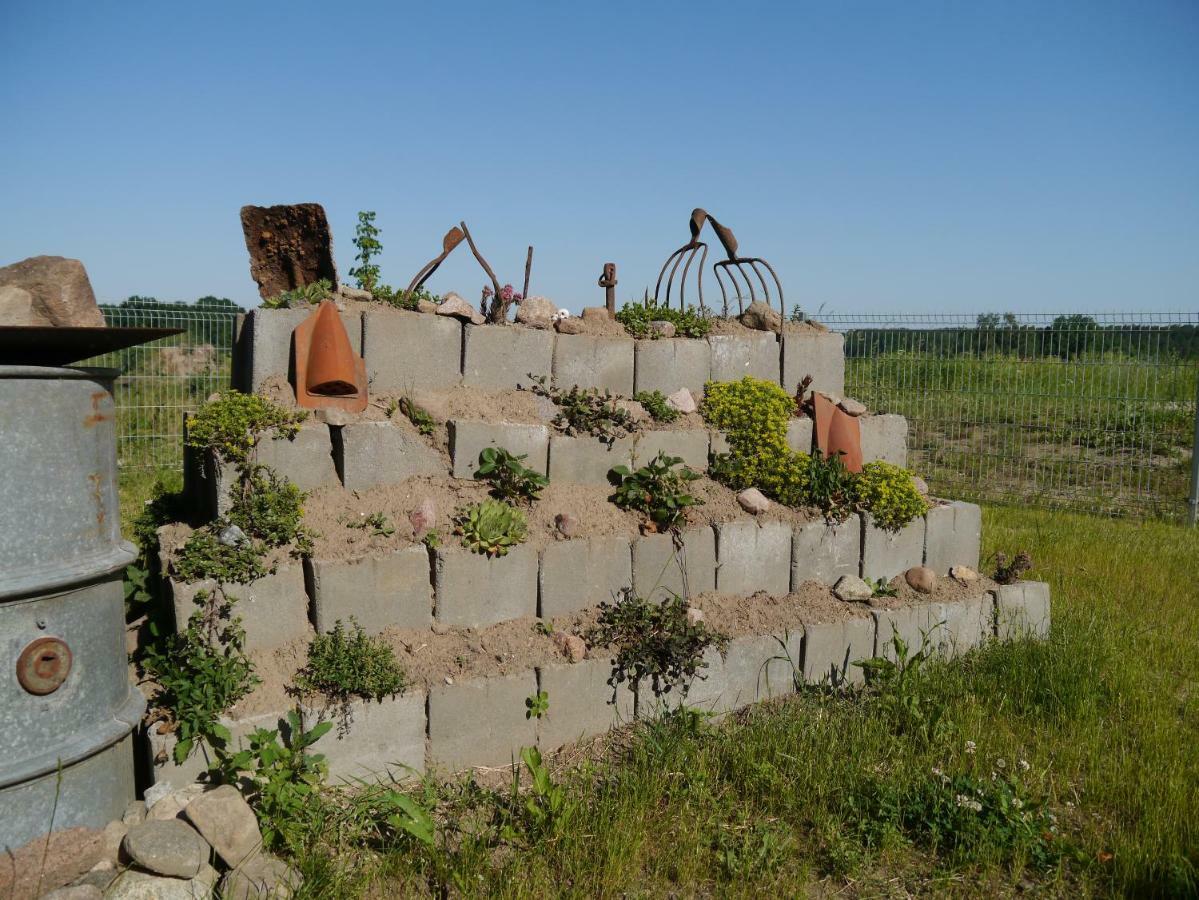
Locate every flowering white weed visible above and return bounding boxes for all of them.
[965,740,977,755]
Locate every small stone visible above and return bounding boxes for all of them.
[103,867,213,900]
[416,299,439,314]
[218,524,248,547]
[555,316,586,334]
[41,885,103,900]
[554,512,579,538]
[905,566,937,594]
[665,388,697,414]
[739,300,782,332]
[736,488,771,514]
[219,851,301,900]
[686,607,706,626]
[534,395,559,423]
[315,407,352,426]
[338,284,372,301]
[146,794,187,822]
[409,498,436,538]
[184,784,263,869]
[581,306,611,323]
[75,861,120,893]
[648,320,676,338]
[515,295,557,328]
[444,675,454,684]
[911,475,930,495]
[950,565,980,583]
[552,632,588,663]
[838,398,867,417]
[833,575,873,602]
[142,781,173,810]
[123,800,147,826]
[615,399,649,423]
[101,819,128,864]
[436,292,485,325]
[122,819,210,879]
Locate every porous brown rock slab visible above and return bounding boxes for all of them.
[0,255,105,326]
[240,203,338,300]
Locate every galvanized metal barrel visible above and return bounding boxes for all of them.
[0,366,145,851]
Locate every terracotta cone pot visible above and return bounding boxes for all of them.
[293,299,368,412]
[826,408,863,473]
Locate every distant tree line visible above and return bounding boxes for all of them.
[843,313,1199,361]
[99,295,244,348]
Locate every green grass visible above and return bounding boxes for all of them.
[260,505,1197,898]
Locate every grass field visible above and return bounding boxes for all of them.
[126,499,1187,899]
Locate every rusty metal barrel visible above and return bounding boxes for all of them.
[0,365,145,851]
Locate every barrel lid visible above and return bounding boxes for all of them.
[0,326,183,366]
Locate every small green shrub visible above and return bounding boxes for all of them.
[347,511,395,538]
[616,294,712,339]
[186,391,306,464]
[398,395,436,435]
[173,527,267,584]
[349,210,382,292]
[854,461,931,532]
[609,452,702,532]
[528,376,634,443]
[475,446,549,504]
[864,576,898,598]
[295,619,407,703]
[525,690,549,719]
[143,588,259,764]
[802,450,856,523]
[374,284,441,310]
[587,592,728,700]
[634,390,681,424]
[702,376,793,463]
[227,464,312,551]
[453,499,528,557]
[261,279,333,309]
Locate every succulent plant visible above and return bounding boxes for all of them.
[453,499,528,557]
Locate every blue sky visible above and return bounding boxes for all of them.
[1,1,1196,315]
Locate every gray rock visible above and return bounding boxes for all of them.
[950,565,980,583]
[72,860,120,893]
[554,513,579,538]
[121,820,210,879]
[838,398,868,417]
[184,784,262,870]
[736,488,771,514]
[338,285,372,301]
[648,320,676,338]
[436,292,485,325]
[41,885,103,900]
[219,852,301,900]
[905,565,937,594]
[103,866,216,900]
[101,819,128,864]
[315,407,352,426]
[615,399,648,424]
[534,395,559,423]
[555,316,586,335]
[739,300,781,333]
[665,388,697,414]
[409,498,436,538]
[218,524,249,547]
[516,296,557,328]
[0,255,105,326]
[581,306,611,323]
[417,299,439,314]
[833,575,873,603]
[122,800,147,827]
[142,782,173,811]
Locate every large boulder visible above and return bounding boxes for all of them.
[0,256,105,326]
[240,203,338,300]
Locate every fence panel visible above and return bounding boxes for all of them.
[822,313,1199,522]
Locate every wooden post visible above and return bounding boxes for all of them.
[599,262,617,318]
[522,246,533,300]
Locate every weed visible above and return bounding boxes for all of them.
[633,390,681,424]
[422,529,441,550]
[227,464,313,551]
[185,391,306,464]
[294,619,408,704]
[399,395,436,435]
[474,446,549,504]
[587,591,729,700]
[993,550,1033,584]
[608,452,702,532]
[616,293,712,339]
[527,376,634,443]
[525,690,549,720]
[453,499,528,557]
[803,450,856,523]
[511,746,566,840]
[347,511,396,538]
[711,821,791,881]
[534,620,554,636]
[856,627,949,745]
[142,588,259,764]
[349,210,382,292]
[864,576,898,598]
[261,279,334,310]
[173,527,267,584]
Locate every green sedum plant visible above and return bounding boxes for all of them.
[616,293,712,339]
[587,592,728,700]
[261,278,333,309]
[609,451,702,532]
[174,527,267,584]
[854,461,931,532]
[475,446,549,504]
[453,499,528,557]
[294,619,407,703]
[634,390,681,424]
[186,391,306,464]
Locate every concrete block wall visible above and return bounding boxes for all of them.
[306,547,433,634]
[148,581,1050,785]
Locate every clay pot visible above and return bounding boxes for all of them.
[293,299,367,412]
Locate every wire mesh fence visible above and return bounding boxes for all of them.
[822,312,1199,523]
[83,304,239,470]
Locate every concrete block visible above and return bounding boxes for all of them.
[710,429,731,457]
[338,421,445,490]
[539,536,632,618]
[940,592,996,658]
[428,671,538,770]
[147,710,291,790]
[631,525,716,601]
[302,691,426,781]
[448,420,549,479]
[462,323,553,390]
[433,544,538,627]
[552,333,634,395]
[306,546,433,634]
[547,434,633,485]
[201,424,339,517]
[787,417,814,453]
[639,645,725,717]
[169,561,310,651]
[860,414,908,467]
[860,514,927,581]
[363,308,462,391]
[872,602,947,661]
[537,657,635,749]
[802,616,875,687]
[242,307,362,394]
[994,581,1051,641]
[923,501,982,573]
[631,429,710,472]
[633,338,711,398]
[791,514,861,588]
[694,632,800,714]
[714,520,792,596]
[708,332,781,385]
[781,330,845,397]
